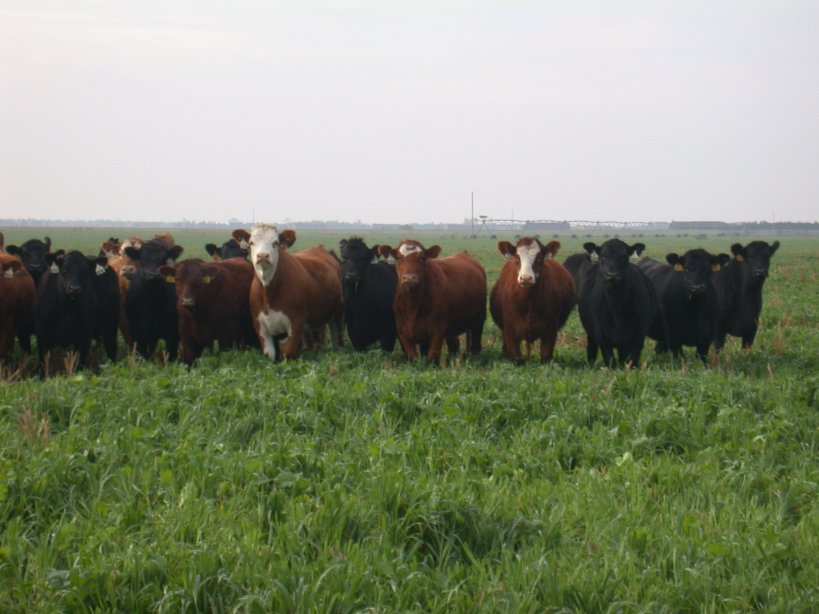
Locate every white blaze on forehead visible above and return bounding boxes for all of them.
[257,309,291,361]
[398,243,423,257]
[250,224,281,286]
[516,242,541,282]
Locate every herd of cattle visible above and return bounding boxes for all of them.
[0,227,780,373]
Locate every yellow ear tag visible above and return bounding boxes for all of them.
[735,254,744,262]
[673,264,684,272]
[164,275,175,283]
[203,275,212,284]
[711,263,721,272]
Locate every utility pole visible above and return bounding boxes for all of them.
[471,192,474,237]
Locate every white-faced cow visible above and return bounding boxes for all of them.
[712,240,780,350]
[34,250,120,370]
[248,224,344,361]
[578,240,659,367]
[339,236,397,352]
[379,240,486,364]
[639,248,730,362]
[490,238,575,363]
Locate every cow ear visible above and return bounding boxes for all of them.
[582,242,597,256]
[666,253,682,268]
[167,245,184,262]
[5,245,20,256]
[44,236,51,251]
[123,246,141,261]
[3,260,22,274]
[232,230,250,250]
[158,264,176,283]
[279,230,296,248]
[497,241,516,260]
[544,240,560,258]
[200,265,219,284]
[92,256,108,275]
[630,243,646,257]
[730,243,744,261]
[770,240,780,255]
[205,243,219,257]
[339,239,348,249]
[425,245,442,259]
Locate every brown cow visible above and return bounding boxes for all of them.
[0,252,36,359]
[159,258,257,366]
[490,238,575,363]
[379,240,486,364]
[248,224,344,361]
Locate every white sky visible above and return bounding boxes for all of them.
[1,1,817,224]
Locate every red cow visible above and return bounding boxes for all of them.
[0,252,36,359]
[248,224,344,361]
[159,258,257,366]
[379,240,486,364]
[490,238,575,363]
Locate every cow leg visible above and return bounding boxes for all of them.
[695,342,710,363]
[399,336,418,360]
[329,307,344,348]
[600,344,616,368]
[586,335,599,365]
[258,330,279,361]
[379,329,396,353]
[467,323,483,355]
[282,320,304,360]
[503,329,521,363]
[427,331,446,365]
[539,333,556,363]
[741,326,757,349]
[102,329,118,362]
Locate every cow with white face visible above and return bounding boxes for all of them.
[490,238,575,363]
[248,224,344,361]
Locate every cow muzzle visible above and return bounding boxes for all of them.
[121,265,136,279]
[689,283,707,294]
[255,252,272,265]
[751,268,768,278]
[518,275,535,287]
[180,297,195,308]
[401,274,419,287]
[66,285,82,299]
[603,272,621,283]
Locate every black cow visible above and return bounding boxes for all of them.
[123,240,184,361]
[639,249,730,361]
[6,236,52,287]
[339,237,397,352]
[713,240,780,350]
[562,252,593,297]
[577,239,659,367]
[35,250,120,369]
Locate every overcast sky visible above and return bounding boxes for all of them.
[1,1,817,224]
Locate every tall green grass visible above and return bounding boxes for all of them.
[0,228,816,611]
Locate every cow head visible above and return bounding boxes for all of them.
[497,237,560,287]
[1,258,24,278]
[205,238,248,262]
[5,236,51,283]
[585,239,645,285]
[379,240,441,289]
[249,224,296,286]
[730,240,779,281]
[124,240,184,284]
[339,237,379,283]
[47,251,108,301]
[160,260,218,309]
[666,249,730,296]
[99,238,122,260]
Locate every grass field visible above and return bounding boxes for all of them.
[1,227,817,612]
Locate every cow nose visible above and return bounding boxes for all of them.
[604,272,620,282]
[690,283,706,294]
[518,275,534,287]
[121,265,136,278]
[401,274,419,286]
[255,252,272,265]
[66,285,82,297]
[752,268,767,277]
[181,297,195,308]
[344,272,360,281]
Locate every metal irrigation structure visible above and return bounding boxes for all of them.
[471,216,668,237]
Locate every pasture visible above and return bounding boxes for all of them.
[1,227,817,612]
